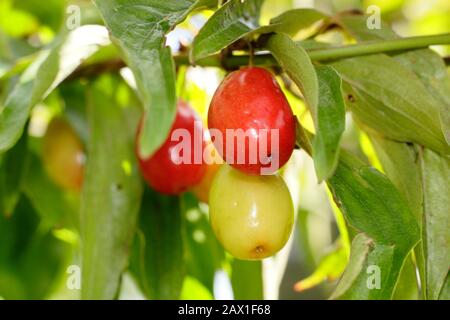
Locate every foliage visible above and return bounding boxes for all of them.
[0,0,448,300]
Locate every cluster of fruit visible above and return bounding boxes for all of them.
[43,67,296,260]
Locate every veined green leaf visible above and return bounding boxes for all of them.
[93,0,215,158]
[333,55,449,155]
[191,0,264,62]
[312,65,345,181]
[327,151,420,299]
[420,148,450,300]
[81,76,142,299]
[269,8,326,37]
[0,25,110,153]
[337,14,450,148]
[331,233,407,300]
[369,136,422,221]
[267,33,318,118]
[395,50,450,146]
[231,260,263,300]
[0,130,29,216]
[130,187,184,300]
[338,14,450,299]
[368,136,425,295]
[328,151,419,249]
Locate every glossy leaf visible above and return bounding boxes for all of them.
[0,25,110,153]
[0,130,29,216]
[267,33,318,120]
[130,187,184,300]
[80,76,142,299]
[312,65,345,181]
[93,0,215,158]
[420,148,450,300]
[269,8,326,36]
[191,0,264,62]
[231,260,263,300]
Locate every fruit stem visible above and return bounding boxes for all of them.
[177,33,450,67]
[248,42,254,67]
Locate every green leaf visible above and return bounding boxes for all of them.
[331,233,406,300]
[191,0,264,62]
[22,154,76,230]
[180,276,213,300]
[369,136,422,221]
[130,187,185,300]
[181,193,224,292]
[0,25,110,153]
[438,275,450,300]
[420,148,450,300]
[81,76,143,299]
[337,15,450,299]
[93,0,215,158]
[368,136,425,295]
[0,196,69,299]
[333,55,449,155]
[312,65,345,181]
[337,14,450,147]
[394,50,450,147]
[328,151,419,249]
[231,260,263,300]
[392,253,419,300]
[327,151,420,299]
[267,33,318,119]
[0,130,29,216]
[269,8,326,36]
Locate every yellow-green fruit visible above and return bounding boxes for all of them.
[209,164,294,260]
[42,118,85,191]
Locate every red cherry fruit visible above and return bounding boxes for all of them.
[136,101,207,195]
[208,67,296,175]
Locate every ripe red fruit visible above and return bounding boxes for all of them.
[136,101,207,195]
[208,67,296,175]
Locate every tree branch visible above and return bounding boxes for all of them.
[66,33,450,80]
